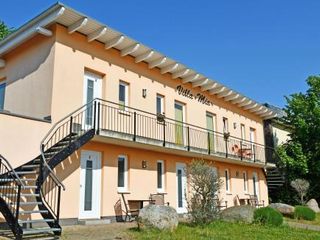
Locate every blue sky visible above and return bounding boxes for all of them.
[2,1,319,107]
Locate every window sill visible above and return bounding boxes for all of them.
[226,192,232,195]
[117,190,130,194]
[156,191,167,195]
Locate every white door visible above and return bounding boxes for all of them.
[79,151,102,219]
[83,72,102,128]
[176,163,187,214]
[250,128,256,160]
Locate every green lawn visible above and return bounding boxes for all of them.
[129,221,320,240]
[285,212,320,226]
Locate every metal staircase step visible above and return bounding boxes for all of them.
[16,171,37,175]
[19,201,43,206]
[20,210,48,214]
[21,164,39,169]
[0,185,37,189]
[22,227,61,235]
[0,193,39,197]
[19,219,55,224]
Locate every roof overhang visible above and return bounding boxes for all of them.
[0,2,277,119]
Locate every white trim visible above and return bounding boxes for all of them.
[117,155,128,192]
[252,172,260,200]
[156,94,165,115]
[157,160,165,193]
[119,81,129,110]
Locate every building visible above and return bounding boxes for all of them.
[0,3,277,239]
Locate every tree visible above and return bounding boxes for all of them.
[185,159,222,224]
[290,179,309,204]
[278,76,320,202]
[0,21,13,40]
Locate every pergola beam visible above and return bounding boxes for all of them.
[243,103,258,110]
[217,90,233,98]
[238,100,252,107]
[121,43,140,57]
[210,86,225,95]
[192,78,209,88]
[172,68,190,79]
[201,82,218,91]
[249,106,264,113]
[232,96,246,104]
[149,57,167,69]
[182,74,200,83]
[225,93,240,102]
[135,50,154,63]
[36,27,52,37]
[161,63,179,74]
[68,17,88,34]
[88,27,107,42]
[105,35,124,49]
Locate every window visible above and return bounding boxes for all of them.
[241,124,246,140]
[156,94,164,115]
[117,155,128,192]
[206,113,216,152]
[119,81,129,110]
[223,117,229,133]
[0,82,6,111]
[157,160,165,192]
[243,171,248,193]
[225,169,230,193]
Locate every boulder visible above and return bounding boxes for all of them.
[220,205,255,223]
[137,205,178,231]
[269,203,295,216]
[307,199,320,213]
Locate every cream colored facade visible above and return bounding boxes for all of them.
[0,12,274,222]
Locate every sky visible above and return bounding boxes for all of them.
[1,0,319,107]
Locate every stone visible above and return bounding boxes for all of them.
[307,199,320,213]
[220,205,255,223]
[137,205,179,231]
[269,203,295,216]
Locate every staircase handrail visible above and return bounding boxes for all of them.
[0,154,25,188]
[39,99,98,191]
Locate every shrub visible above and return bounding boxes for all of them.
[186,159,222,224]
[253,207,283,226]
[294,206,316,221]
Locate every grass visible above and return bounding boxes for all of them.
[128,221,320,240]
[285,212,320,226]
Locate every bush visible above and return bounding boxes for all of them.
[186,159,222,224]
[294,206,316,221]
[253,207,283,226]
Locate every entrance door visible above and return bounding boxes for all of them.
[83,72,102,128]
[176,163,187,213]
[206,113,215,153]
[79,151,101,219]
[175,102,184,145]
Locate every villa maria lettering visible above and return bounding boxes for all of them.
[176,85,214,106]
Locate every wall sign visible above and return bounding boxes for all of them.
[176,85,214,106]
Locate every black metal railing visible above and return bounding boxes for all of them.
[39,100,96,226]
[0,154,24,236]
[96,99,270,164]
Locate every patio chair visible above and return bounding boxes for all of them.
[120,193,140,221]
[248,195,264,208]
[213,197,228,210]
[149,193,169,206]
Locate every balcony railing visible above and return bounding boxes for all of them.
[91,99,273,164]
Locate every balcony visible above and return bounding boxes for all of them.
[76,99,273,165]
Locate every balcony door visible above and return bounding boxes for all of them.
[83,72,102,128]
[175,102,185,145]
[206,113,216,153]
[79,151,101,219]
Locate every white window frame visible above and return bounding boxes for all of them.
[156,94,164,115]
[0,81,6,111]
[225,169,230,193]
[119,81,129,110]
[117,155,128,192]
[243,171,248,193]
[241,124,246,140]
[223,117,229,133]
[157,160,165,193]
